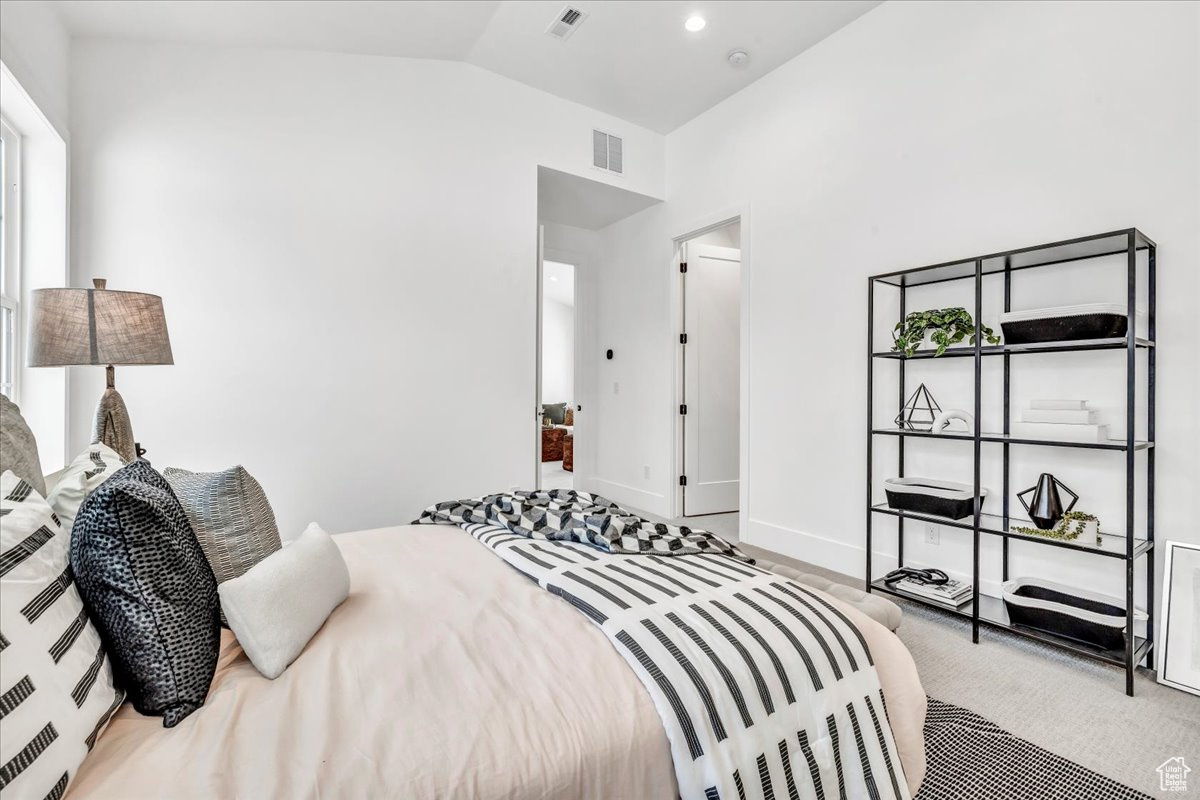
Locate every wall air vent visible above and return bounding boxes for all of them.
[592,129,623,175]
[546,6,588,40]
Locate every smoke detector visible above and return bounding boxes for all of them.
[727,49,750,67]
[546,6,589,40]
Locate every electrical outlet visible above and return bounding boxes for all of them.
[643,465,651,479]
[924,523,940,545]
[613,381,620,395]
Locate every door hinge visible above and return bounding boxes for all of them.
[679,475,687,487]
[679,333,688,345]
[679,404,687,415]
[679,262,688,273]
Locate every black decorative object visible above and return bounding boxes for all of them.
[894,383,941,430]
[606,349,613,360]
[883,567,949,586]
[1017,473,1078,530]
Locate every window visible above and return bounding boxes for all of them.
[0,115,19,400]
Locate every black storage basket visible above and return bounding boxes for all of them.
[1001,578,1143,651]
[999,303,1138,346]
[883,478,987,520]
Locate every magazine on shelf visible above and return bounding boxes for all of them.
[894,576,973,606]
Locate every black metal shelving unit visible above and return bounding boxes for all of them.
[865,229,1156,696]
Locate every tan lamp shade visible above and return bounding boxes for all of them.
[27,279,172,462]
[28,281,173,367]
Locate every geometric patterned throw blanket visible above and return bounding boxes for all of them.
[415,489,752,562]
[420,510,910,800]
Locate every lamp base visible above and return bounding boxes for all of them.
[93,365,137,462]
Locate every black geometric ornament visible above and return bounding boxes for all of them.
[895,383,942,431]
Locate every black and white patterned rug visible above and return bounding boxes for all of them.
[917,699,1151,800]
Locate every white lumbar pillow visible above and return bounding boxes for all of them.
[219,522,349,679]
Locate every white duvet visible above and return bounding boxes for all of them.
[67,525,925,798]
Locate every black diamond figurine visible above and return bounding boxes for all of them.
[895,384,942,431]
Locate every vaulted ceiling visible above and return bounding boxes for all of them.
[51,0,880,133]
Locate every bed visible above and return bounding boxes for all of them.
[65,524,927,799]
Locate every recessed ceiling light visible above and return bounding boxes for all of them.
[685,15,706,32]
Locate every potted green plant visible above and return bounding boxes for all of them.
[892,307,1001,357]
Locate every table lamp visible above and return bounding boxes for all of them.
[28,278,173,461]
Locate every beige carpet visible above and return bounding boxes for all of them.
[736,542,1200,798]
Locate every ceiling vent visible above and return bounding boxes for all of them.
[593,129,623,175]
[546,6,588,40]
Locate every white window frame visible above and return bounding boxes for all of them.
[0,114,21,402]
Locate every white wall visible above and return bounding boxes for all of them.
[542,207,680,513]
[0,0,70,467]
[595,0,1198,612]
[570,215,742,519]
[584,204,676,515]
[56,4,1200,621]
[0,0,70,140]
[688,221,740,250]
[69,40,665,537]
[541,297,573,404]
[547,0,1200,618]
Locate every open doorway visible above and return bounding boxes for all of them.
[540,259,576,490]
[678,220,742,519]
[535,165,662,492]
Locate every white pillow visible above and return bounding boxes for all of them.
[0,470,123,799]
[45,443,125,535]
[219,523,349,679]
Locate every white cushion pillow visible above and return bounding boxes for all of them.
[0,470,123,800]
[45,443,125,535]
[219,523,349,679]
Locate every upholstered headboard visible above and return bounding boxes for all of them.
[1,394,47,495]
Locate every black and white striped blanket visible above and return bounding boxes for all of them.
[417,493,909,800]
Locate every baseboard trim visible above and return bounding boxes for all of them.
[589,478,668,517]
[743,518,866,579]
[743,518,1010,596]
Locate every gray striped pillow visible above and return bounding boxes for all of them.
[162,466,282,622]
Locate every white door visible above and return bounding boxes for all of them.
[683,243,740,515]
[535,224,545,486]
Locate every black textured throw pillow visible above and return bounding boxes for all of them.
[70,460,220,728]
